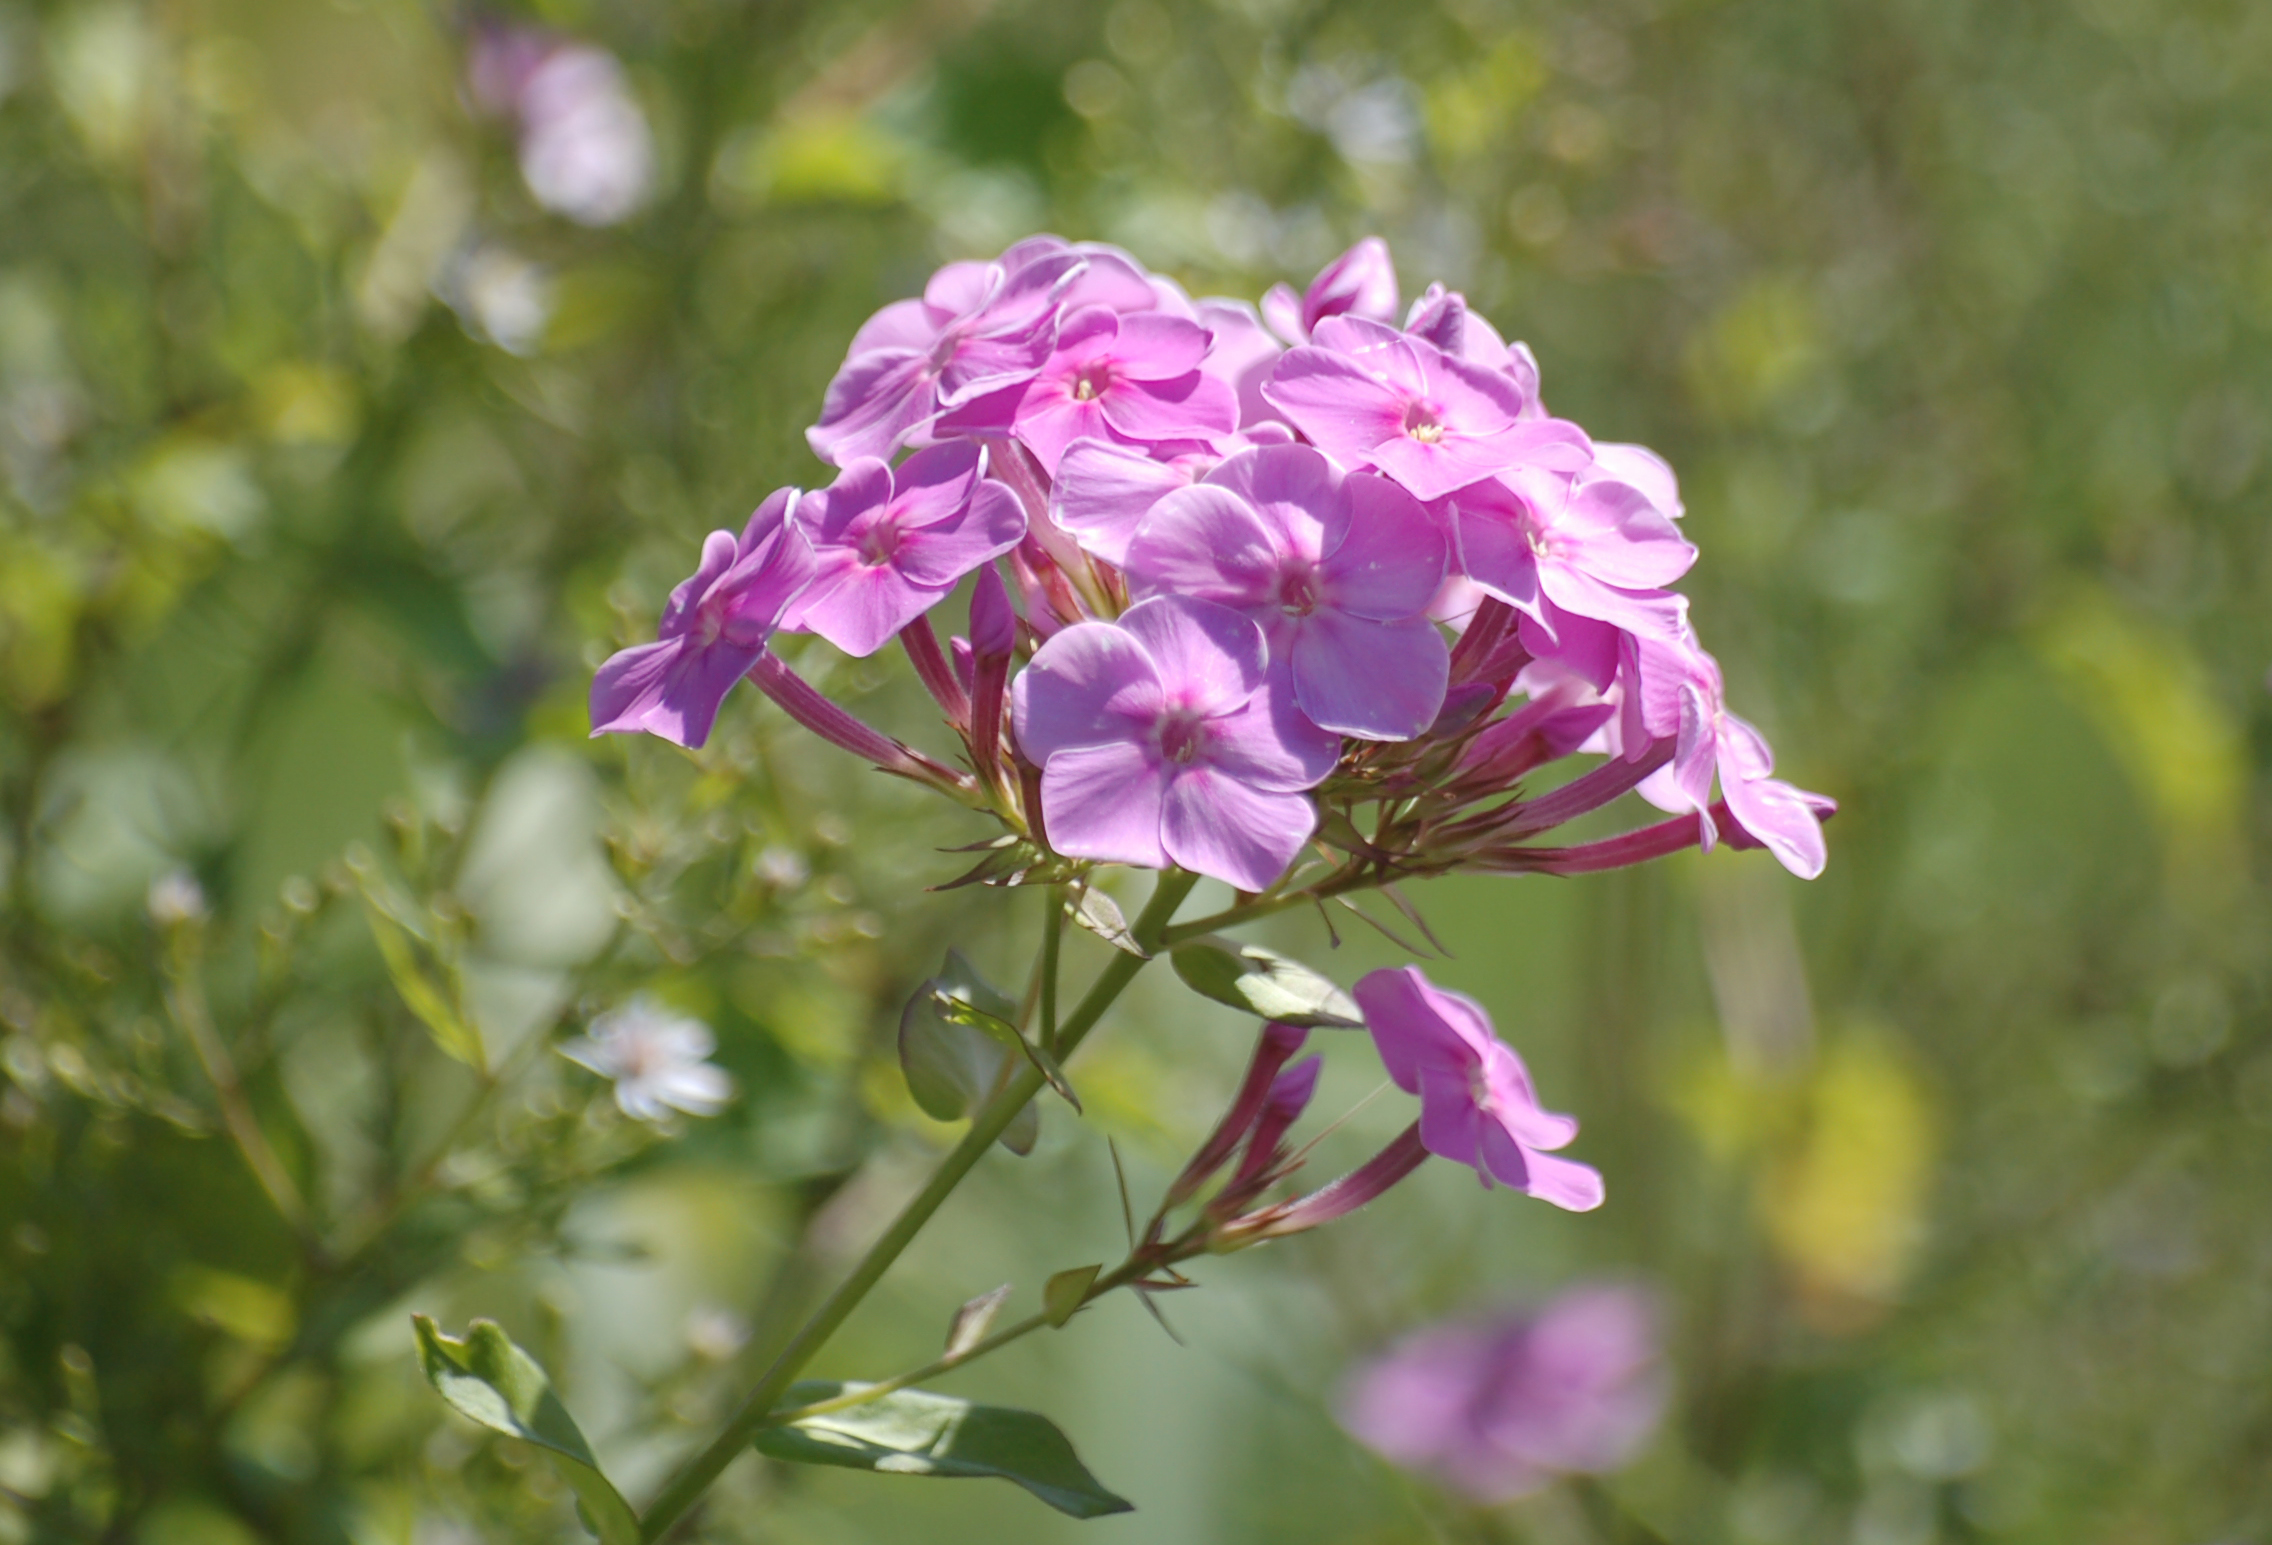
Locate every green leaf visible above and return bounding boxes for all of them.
[898,966,1039,1155]
[755,1383,1133,1519]
[926,952,1083,1113]
[1042,1264,1101,1328]
[362,899,483,1068]
[1168,936,1363,1028]
[1066,886,1146,956]
[412,1316,638,1545]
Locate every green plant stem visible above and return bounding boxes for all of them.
[1039,888,1063,1052]
[757,1251,1158,1428]
[1159,868,1376,945]
[636,868,1198,1541]
[162,933,311,1240]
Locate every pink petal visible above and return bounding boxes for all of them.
[1051,439,1198,565]
[1722,773,1828,879]
[1419,1066,1490,1176]
[794,459,894,548]
[1040,741,1172,870]
[805,350,935,467]
[1117,595,1267,718]
[1260,347,1410,461]
[1290,611,1448,741]
[1513,1147,1606,1212]
[1260,282,1306,345]
[846,296,940,358]
[1159,767,1316,891]
[1320,472,1445,621]
[892,480,1027,587]
[1014,395,1118,477]
[1196,297,1285,428]
[1124,483,1286,610]
[1352,967,1440,1093]
[1098,370,1240,446]
[1200,668,1342,789]
[1012,621,1166,763]
[795,563,941,658]
[657,530,745,639]
[1202,442,1347,557]
[1110,311,1214,379]
[1301,237,1399,334]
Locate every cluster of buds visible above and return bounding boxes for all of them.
[592,235,1831,896]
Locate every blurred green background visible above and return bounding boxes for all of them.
[3,0,2270,1540]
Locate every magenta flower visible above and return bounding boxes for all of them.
[1402,283,1530,383]
[1048,438,1213,567]
[1262,236,1401,345]
[938,305,1241,476]
[804,250,1093,467]
[1124,444,1451,740]
[786,443,1026,658]
[1450,466,1695,640]
[1352,966,1602,1209]
[1628,640,1828,880]
[589,488,818,748]
[1338,1284,1667,1501]
[1010,595,1340,891]
[1264,316,1590,502]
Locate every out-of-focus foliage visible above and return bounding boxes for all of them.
[0,0,2268,1541]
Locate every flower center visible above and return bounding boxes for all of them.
[1276,567,1321,617]
[1071,362,1112,402]
[1465,1059,1493,1112]
[697,600,727,647]
[857,518,903,568]
[1155,706,1209,765]
[1403,400,1446,444]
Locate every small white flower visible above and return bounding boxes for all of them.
[558,998,733,1122]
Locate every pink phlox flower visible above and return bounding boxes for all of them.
[1124,443,1451,740]
[1629,640,1829,879]
[937,305,1241,476]
[1262,236,1401,345]
[805,248,1105,467]
[787,442,1026,657]
[1337,1284,1668,1501]
[1264,315,1592,502]
[1352,966,1603,1210]
[1449,465,1696,642]
[1401,283,1533,387]
[1010,594,1340,891]
[558,997,735,1122]
[589,487,818,748]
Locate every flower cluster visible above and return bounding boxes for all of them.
[592,234,1831,896]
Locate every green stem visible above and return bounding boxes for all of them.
[758,1249,1160,1428]
[1158,868,1377,945]
[636,869,1197,1541]
[1039,889,1063,1052]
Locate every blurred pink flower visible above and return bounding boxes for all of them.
[1339,1284,1668,1501]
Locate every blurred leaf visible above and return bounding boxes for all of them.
[361,897,482,1068]
[1169,937,1362,1028]
[1760,1032,1937,1328]
[1042,1264,1100,1328]
[411,1316,639,1545]
[2034,585,2245,901]
[171,1266,295,1348]
[754,1382,1132,1519]
[929,950,1081,1112]
[898,961,1039,1155]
